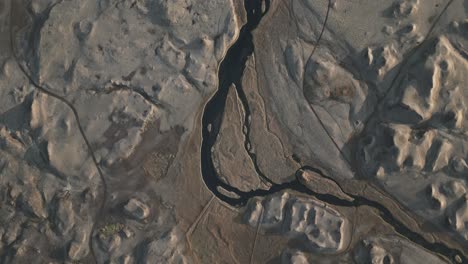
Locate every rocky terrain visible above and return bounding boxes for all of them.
[244,192,350,253]
[0,0,466,263]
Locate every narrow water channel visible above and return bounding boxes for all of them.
[199,0,465,262]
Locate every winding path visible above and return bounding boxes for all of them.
[9,2,105,263]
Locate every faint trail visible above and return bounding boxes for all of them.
[186,195,216,239]
[300,0,354,169]
[303,0,331,62]
[249,206,264,264]
[9,2,106,263]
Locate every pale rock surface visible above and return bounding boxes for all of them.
[354,235,448,264]
[244,192,348,252]
[123,198,150,220]
[281,249,309,264]
[358,35,468,241]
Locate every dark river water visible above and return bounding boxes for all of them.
[199,0,466,262]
